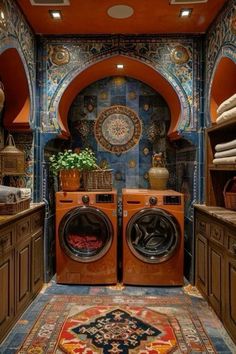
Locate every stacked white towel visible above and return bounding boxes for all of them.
[0,185,21,204]
[216,93,236,124]
[213,139,236,164]
[19,188,31,199]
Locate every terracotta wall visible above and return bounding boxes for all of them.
[0,0,36,191]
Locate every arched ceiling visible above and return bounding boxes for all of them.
[58,55,181,138]
[16,0,226,35]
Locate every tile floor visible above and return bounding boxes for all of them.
[0,280,236,353]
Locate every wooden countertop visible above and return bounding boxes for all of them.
[0,202,45,227]
[194,204,236,227]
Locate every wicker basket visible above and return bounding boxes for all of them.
[82,169,113,191]
[0,198,30,215]
[223,177,236,211]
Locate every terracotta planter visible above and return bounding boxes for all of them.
[59,169,81,191]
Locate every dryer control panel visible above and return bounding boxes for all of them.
[163,195,181,205]
[96,194,114,203]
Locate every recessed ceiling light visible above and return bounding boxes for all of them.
[180,8,192,17]
[116,64,124,69]
[107,5,134,19]
[49,10,62,19]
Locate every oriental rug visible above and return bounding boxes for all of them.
[17,295,233,353]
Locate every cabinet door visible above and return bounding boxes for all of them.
[224,255,236,343]
[16,238,32,313]
[32,230,44,294]
[0,250,14,342]
[195,232,208,296]
[208,243,224,317]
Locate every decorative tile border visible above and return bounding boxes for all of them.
[39,36,198,134]
[205,0,236,126]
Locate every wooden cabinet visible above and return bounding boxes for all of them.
[0,204,45,343]
[195,118,236,343]
[195,207,236,343]
[31,230,44,294]
[224,254,236,338]
[208,241,224,317]
[16,237,32,314]
[0,250,14,339]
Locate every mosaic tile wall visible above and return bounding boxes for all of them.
[68,76,174,193]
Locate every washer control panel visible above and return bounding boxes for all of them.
[163,196,181,205]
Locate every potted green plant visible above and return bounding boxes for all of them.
[49,148,98,191]
[49,149,83,191]
[77,148,97,171]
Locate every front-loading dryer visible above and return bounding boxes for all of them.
[56,190,117,284]
[122,189,184,286]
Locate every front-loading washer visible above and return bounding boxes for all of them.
[122,189,184,285]
[56,190,117,284]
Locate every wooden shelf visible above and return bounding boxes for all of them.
[205,120,236,208]
[208,164,236,171]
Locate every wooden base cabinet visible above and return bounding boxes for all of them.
[0,250,14,340]
[0,204,44,343]
[195,206,236,344]
[224,252,236,339]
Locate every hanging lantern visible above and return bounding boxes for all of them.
[0,134,25,175]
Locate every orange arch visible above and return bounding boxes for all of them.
[0,48,31,131]
[210,56,236,122]
[58,56,181,138]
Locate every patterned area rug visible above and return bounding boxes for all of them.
[17,295,232,353]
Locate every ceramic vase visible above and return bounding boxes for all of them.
[148,153,169,190]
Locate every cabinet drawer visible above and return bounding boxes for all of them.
[196,215,208,235]
[0,226,15,254]
[31,210,44,234]
[227,232,236,256]
[16,217,31,242]
[210,223,224,246]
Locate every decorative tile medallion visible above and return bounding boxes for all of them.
[143,147,150,156]
[171,45,189,64]
[94,105,142,153]
[128,159,137,168]
[49,46,70,66]
[128,91,137,100]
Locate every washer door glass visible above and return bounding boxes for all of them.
[127,208,180,263]
[59,206,113,262]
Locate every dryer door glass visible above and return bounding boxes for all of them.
[59,206,113,262]
[127,209,179,263]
